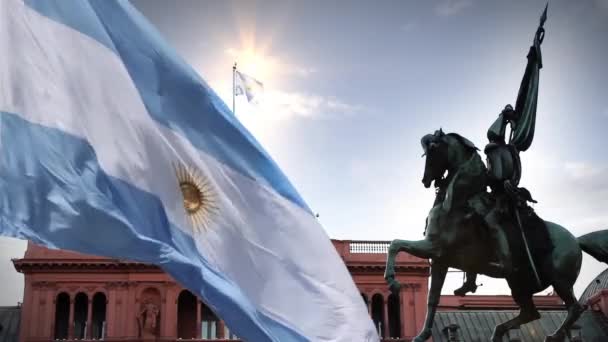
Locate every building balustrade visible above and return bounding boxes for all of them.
[349,240,391,254]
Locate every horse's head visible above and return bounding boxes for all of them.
[421,129,449,188]
[420,129,478,188]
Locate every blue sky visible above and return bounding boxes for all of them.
[1,0,607,305]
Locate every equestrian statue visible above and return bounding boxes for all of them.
[384,5,608,342]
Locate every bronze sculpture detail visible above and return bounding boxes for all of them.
[384,5,608,342]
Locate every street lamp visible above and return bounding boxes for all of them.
[442,324,460,341]
[570,324,583,342]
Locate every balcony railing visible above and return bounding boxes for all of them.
[349,241,390,254]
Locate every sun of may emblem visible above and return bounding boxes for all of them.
[173,163,219,233]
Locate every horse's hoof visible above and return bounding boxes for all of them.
[454,282,477,297]
[387,278,401,295]
[412,328,432,342]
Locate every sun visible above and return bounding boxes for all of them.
[173,163,219,233]
[228,47,275,81]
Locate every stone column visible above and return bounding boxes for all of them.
[115,287,124,336]
[125,283,138,337]
[196,300,202,338]
[162,285,178,338]
[383,296,389,338]
[45,289,55,339]
[218,320,226,339]
[106,284,116,338]
[413,283,427,334]
[86,293,93,339]
[19,278,32,342]
[160,286,169,337]
[399,286,405,339]
[402,284,415,338]
[31,288,40,337]
[67,297,75,339]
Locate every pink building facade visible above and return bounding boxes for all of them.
[13,240,430,341]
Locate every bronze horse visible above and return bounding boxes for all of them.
[384,132,607,342]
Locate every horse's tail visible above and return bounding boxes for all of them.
[578,230,608,264]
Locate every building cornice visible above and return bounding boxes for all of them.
[346,264,429,274]
[13,258,429,275]
[12,258,162,273]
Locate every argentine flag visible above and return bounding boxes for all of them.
[235,70,264,103]
[0,1,378,341]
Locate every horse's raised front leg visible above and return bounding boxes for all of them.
[384,239,401,294]
[388,238,442,260]
[384,239,442,294]
[413,262,447,342]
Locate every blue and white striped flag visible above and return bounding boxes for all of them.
[0,1,378,341]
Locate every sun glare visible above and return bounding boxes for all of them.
[229,47,275,82]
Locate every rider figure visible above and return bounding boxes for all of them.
[453,106,522,296]
[483,104,521,275]
[454,18,546,295]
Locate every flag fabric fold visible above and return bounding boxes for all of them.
[0,0,378,341]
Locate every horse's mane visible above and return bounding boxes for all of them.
[445,133,479,152]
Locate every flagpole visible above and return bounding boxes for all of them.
[232,62,237,115]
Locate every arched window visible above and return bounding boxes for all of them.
[54,292,70,339]
[371,294,385,337]
[92,292,107,339]
[73,293,88,339]
[201,301,219,339]
[177,290,197,339]
[388,293,401,338]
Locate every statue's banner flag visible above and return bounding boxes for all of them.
[510,4,547,152]
[0,1,378,341]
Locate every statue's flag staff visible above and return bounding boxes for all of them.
[507,2,548,290]
[0,1,377,341]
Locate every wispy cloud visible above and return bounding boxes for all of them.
[209,78,363,121]
[284,66,317,78]
[434,0,473,17]
[259,90,364,120]
[564,161,606,181]
[222,48,359,119]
